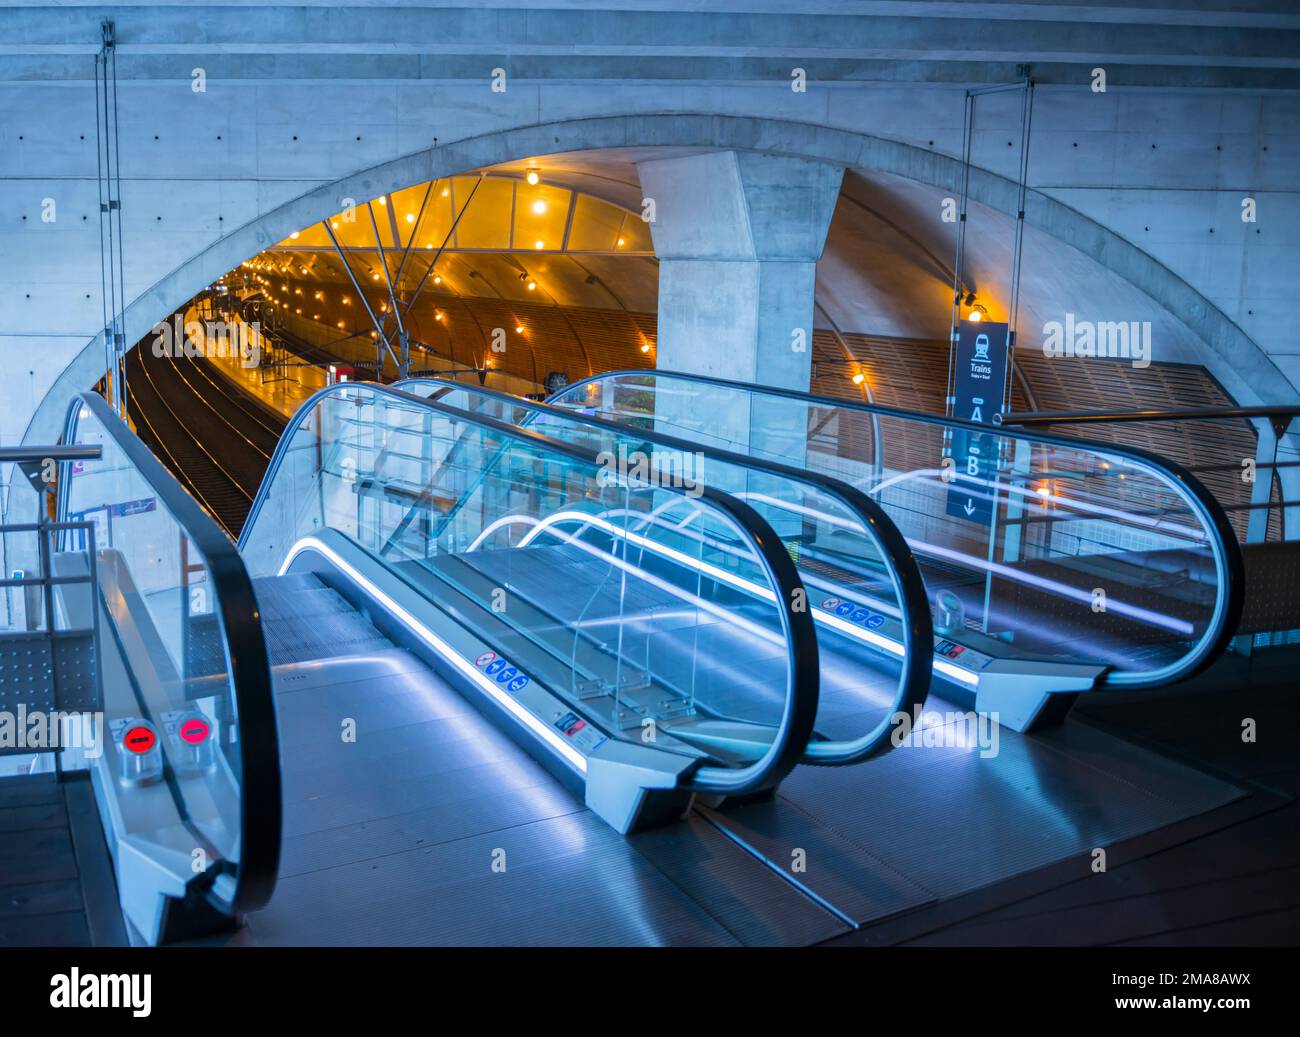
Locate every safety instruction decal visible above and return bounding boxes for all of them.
[933,638,996,671]
[554,711,608,754]
[474,650,532,694]
[820,595,887,630]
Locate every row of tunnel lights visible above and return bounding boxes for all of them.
[214,266,1078,500]
[237,161,989,392]
[286,171,627,255]
[237,255,655,354]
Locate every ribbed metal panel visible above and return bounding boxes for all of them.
[698,799,934,928]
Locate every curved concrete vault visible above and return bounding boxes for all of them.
[23,113,1286,451]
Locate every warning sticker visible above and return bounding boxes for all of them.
[820,595,887,631]
[475,649,531,694]
[933,638,996,671]
[554,711,607,754]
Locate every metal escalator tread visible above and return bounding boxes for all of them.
[252,573,392,665]
[441,542,904,741]
[436,543,792,719]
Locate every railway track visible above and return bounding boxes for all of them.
[125,335,286,538]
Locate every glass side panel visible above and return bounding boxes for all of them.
[551,372,1233,686]
[241,385,800,765]
[398,377,924,759]
[62,400,246,887]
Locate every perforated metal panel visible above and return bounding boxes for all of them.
[0,630,99,755]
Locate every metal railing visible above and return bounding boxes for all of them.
[1,443,104,773]
[998,404,1300,545]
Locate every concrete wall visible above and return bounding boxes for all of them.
[3,4,1298,461]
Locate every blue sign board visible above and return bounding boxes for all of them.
[947,320,1009,526]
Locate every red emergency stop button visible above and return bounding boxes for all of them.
[124,725,157,754]
[179,717,211,745]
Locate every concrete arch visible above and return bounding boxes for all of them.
[25,112,1287,449]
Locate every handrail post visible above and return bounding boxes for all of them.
[1246,418,1279,545]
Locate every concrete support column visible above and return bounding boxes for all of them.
[637,151,843,391]
[636,152,841,534]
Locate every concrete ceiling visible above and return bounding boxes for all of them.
[12,4,1300,89]
[242,145,1216,372]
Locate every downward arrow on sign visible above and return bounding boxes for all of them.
[963,501,976,516]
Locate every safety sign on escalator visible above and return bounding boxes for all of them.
[554,712,608,754]
[819,596,887,631]
[474,650,531,694]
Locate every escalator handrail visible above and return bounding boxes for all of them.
[398,375,934,765]
[59,390,282,916]
[556,369,1246,691]
[240,381,819,796]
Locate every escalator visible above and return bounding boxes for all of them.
[365,374,1249,927]
[541,369,1246,730]
[390,376,935,767]
[45,382,860,943]
[19,376,1248,944]
[48,391,280,944]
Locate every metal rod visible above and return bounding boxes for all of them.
[401,174,484,322]
[997,405,1300,426]
[1004,77,1034,415]
[945,89,975,419]
[321,220,402,373]
[391,180,434,288]
[367,200,407,342]
[0,446,102,463]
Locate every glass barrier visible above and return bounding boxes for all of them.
[58,391,280,918]
[240,383,818,794]
[549,371,1244,689]
[396,376,933,765]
